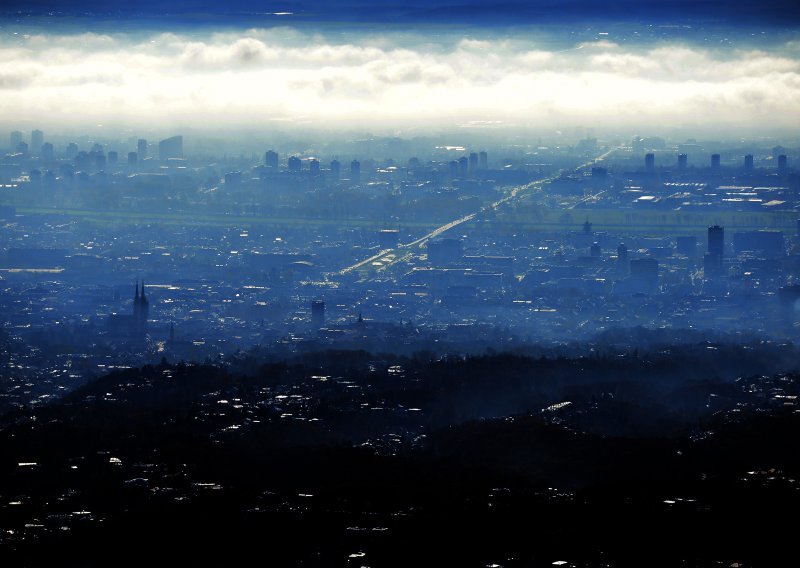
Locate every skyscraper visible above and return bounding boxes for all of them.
[309,158,320,175]
[330,159,341,180]
[744,154,754,172]
[350,159,361,183]
[616,242,628,275]
[449,160,458,179]
[41,142,54,162]
[677,153,688,169]
[617,242,628,261]
[31,130,43,155]
[137,139,148,160]
[458,156,468,178]
[265,150,278,168]
[711,153,721,171]
[645,153,655,172]
[311,300,325,329]
[708,225,724,258]
[9,131,22,151]
[478,151,488,170]
[468,152,478,174]
[288,156,301,172]
[778,154,788,175]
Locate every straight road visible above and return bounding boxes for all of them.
[338,146,621,275]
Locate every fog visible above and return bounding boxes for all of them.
[1,24,799,134]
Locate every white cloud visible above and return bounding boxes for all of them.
[0,28,798,131]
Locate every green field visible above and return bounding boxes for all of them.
[14,204,798,236]
[14,206,440,231]
[497,206,798,234]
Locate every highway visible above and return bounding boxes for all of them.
[338,146,620,276]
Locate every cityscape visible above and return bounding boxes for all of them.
[1,1,800,566]
[2,130,798,406]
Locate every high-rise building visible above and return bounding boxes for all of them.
[708,225,724,258]
[311,300,325,329]
[41,142,54,162]
[265,150,278,168]
[468,152,478,174]
[478,151,488,170]
[744,154,754,172]
[778,155,788,175]
[449,160,458,179]
[458,156,468,178]
[66,142,79,160]
[309,158,320,175]
[288,156,301,172]
[350,159,361,183]
[31,130,43,155]
[616,243,628,274]
[677,153,688,169]
[330,159,341,180]
[128,151,138,166]
[137,139,147,160]
[711,153,721,171]
[645,153,655,172]
[158,136,183,160]
[107,151,118,164]
[9,131,22,151]
[16,141,28,155]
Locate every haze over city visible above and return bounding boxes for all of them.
[1,1,799,566]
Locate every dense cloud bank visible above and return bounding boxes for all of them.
[1,27,799,131]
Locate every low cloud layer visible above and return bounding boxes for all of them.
[1,27,799,132]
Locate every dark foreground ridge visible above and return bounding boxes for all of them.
[1,346,799,566]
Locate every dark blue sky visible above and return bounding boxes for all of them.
[2,0,799,25]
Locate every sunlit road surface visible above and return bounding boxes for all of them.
[338,146,620,276]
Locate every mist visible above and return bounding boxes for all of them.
[2,4,800,565]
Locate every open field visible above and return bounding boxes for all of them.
[498,206,798,234]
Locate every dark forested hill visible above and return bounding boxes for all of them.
[1,348,799,566]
